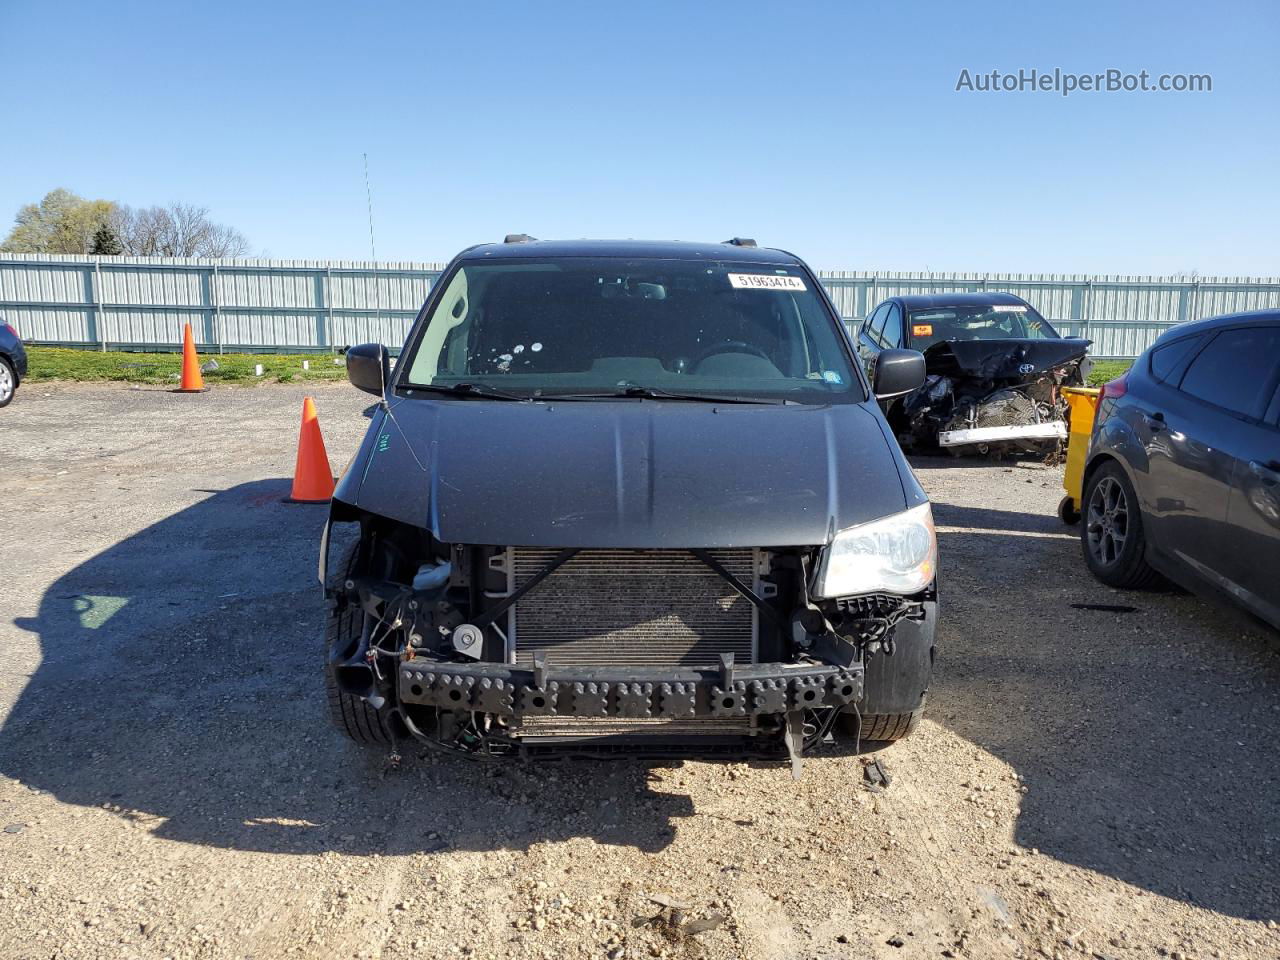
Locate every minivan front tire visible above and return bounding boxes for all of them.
[837,705,924,752]
[325,598,396,747]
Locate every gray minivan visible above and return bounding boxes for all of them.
[319,238,939,767]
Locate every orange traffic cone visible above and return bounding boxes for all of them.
[285,397,335,503]
[177,322,205,392]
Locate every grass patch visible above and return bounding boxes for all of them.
[1086,359,1133,387]
[27,345,1137,390]
[25,347,349,385]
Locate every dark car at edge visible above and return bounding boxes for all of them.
[1081,310,1280,632]
[0,320,27,408]
[319,238,938,769]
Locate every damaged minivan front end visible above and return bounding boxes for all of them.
[322,506,937,768]
[319,239,939,771]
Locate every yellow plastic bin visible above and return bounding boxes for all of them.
[1059,386,1102,524]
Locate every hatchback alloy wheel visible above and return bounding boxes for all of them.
[0,360,13,406]
[1086,475,1129,566]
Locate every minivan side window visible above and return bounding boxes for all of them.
[1148,334,1204,384]
[1177,326,1280,418]
[880,304,904,348]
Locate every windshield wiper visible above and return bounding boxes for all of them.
[404,382,532,402]
[543,385,787,405]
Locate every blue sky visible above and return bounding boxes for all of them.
[1,0,1276,273]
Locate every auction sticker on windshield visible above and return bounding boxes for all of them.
[728,273,807,291]
[991,304,1027,312]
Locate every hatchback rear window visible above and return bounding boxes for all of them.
[1177,326,1280,417]
[1148,334,1204,384]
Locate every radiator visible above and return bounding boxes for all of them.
[506,548,759,667]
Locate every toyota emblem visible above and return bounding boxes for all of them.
[1018,362,1036,374]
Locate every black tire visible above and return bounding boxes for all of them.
[0,357,15,408]
[1058,495,1081,525]
[324,549,395,747]
[836,701,925,752]
[1080,461,1162,589]
[858,710,922,743]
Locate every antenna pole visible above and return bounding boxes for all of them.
[363,153,382,329]
[363,152,377,261]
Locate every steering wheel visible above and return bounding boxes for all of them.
[689,340,773,370]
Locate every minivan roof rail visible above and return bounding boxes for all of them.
[504,234,537,244]
[722,237,757,248]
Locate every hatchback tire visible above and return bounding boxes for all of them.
[0,357,15,408]
[1081,461,1162,589]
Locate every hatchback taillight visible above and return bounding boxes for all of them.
[2,323,16,339]
[1101,373,1128,399]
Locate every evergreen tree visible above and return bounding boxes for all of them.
[89,223,123,255]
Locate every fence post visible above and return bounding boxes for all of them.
[92,259,106,351]
[326,266,335,352]
[1081,279,1093,343]
[211,264,223,354]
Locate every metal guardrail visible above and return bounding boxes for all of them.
[3,254,1278,359]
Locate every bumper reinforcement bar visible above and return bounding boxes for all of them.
[938,421,1067,447]
[397,660,863,719]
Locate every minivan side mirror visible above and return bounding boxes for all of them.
[346,342,389,397]
[873,348,927,399]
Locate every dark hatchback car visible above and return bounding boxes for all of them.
[856,293,1090,456]
[1082,311,1280,631]
[0,320,27,408]
[320,238,939,768]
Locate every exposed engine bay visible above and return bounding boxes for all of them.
[322,511,936,769]
[895,338,1092,457]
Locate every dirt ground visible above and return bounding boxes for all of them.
[0,383,1277,960]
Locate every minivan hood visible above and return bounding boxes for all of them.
[342,398,910,548]
[924,338,1090,380]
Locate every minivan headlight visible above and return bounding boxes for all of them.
[813,502,937,598]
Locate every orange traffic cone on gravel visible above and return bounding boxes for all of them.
[285,397,335,503]
[176,323,206,392]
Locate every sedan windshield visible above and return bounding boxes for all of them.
[401,258,862,402]
[907,305,1059,350]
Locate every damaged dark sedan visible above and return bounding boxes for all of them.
[857,293,1091,457]
[320,238,938,771]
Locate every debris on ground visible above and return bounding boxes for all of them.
[863,758,893,790]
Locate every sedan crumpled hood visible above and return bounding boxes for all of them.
[340,398,913,548]
[923,338,1090,380]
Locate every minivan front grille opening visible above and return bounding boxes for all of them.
[507,548,760,667]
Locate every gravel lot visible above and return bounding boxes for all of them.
[0,383,1277,960]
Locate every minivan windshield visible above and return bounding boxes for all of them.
[401,258,863,402]
[907,305,1059,350]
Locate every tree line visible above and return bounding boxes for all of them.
[1,188,251,258]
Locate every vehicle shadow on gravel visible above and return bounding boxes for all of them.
[2,481,693,856]
[926,480,1280,923]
